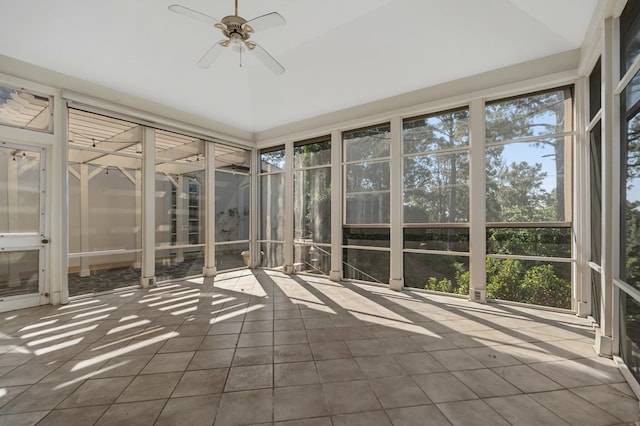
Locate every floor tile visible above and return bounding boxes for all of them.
[92,354,154,378]
[199,334,239,350]
[485,394,568,425]
[274,361,319,387]
[233,346,273,366]
[59,376,134,408]
[571,384,640,423]
[156,394,220,426]
[275,417,332,426]
[355,355,406,378]
[274,319,304,331]
[0,381,81,414]
[274,344,313,363]
[0,385,30,409]
[316,358,365,383]
[412,372,478,403]
[394,352,447,375]
[310,341,351,360]
[225,364,273,391]
[0,361,61,386]
[140,351,194,374]
[38,405,109,426]
[322,380,382,415]
[0,411,49,426]
[274,330,308,345]
[385,404,452,426]
[369,376,431,408]
[437,399,510,426]
[274,383,328,421]
[492,364,563,393]
[331,410,392,426]
[452,369,521,397]
[237,332,273,348]
[188,349,234,370]
[96,399,166,426]
[173,368,228,396]
[117,372,182,402]
[462,346,522,368]
[530,389,619,426]
[158,336,204,353]
[215,389,273,426]
[430,349,485,371]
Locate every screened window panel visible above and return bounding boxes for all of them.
[404,228,469,252]
[590,122,602,263]
[589,59,601,120]
[485,138,571,223]
[623,107,640,290]
[342,248,389,284]
[293,168,331,243]
[403,109,469,154]
[294,139,331,168]
[343,227,390,248]
[260,147,285,171]
[216,172,250,242]
[486,227,571,258]
[215,144,251,173]
[155,247,204,282]
[0,86,50,131]
[260,242,284,268]
[621,0,640,74]
[345,162,390,193]
[620,293,640,383]
[0,148,40,233]
[294,244,330,275]
[404,253,469,294]
[344,125,390,161]
[216,242,249,271]
[485,88,572,143]
[345,192,390,224]
[260,173,284,241]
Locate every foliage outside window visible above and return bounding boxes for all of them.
[402,109,470,293]
[484,87,573,309]
[294,138,331,275]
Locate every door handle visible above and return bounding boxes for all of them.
[41,238,49,244]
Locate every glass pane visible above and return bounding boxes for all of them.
[69,253,140,296]
[346,162,390,193]
[486,227,571,258]
[294,139,331,168]
[260,147,285,171]
[344,124,390,161]
[260,242,284,269]
[294,244,331,275]
[404,152,469,223]
[589,58,601,120]
[623,108,640,290]
[621,0,640,74]
[404,253,469,294]
[0,146,40,233]
[0,250,39,297]
[216,172,250,242]
[620,292,640,383]
[403,109,469,154]
[156,246,204,282]
[294,168,331,243]
[590,122,602,263]
[486,138,571,222]
[67,109,143,294]
[404,228,469,252]
[486,258,571,309]
[260,173,284,241]
[485,88,572,142]
[215,144,251,173]
[343,248,389,284]
[0,86,50,131]
[216,242,249,271]
[343,227,390,248]
[626,71,640,111]
[591,269,601,325]
[345,192,390,224]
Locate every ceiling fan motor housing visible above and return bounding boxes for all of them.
[221,15,251,40]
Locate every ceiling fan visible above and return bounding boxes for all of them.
[169,0,286,75]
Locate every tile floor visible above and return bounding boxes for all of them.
[0,269,638,426]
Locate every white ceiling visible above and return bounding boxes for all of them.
[0,0,597,134]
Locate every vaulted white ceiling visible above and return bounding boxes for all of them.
[0,0,596,134]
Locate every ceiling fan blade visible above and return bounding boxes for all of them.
[197,42,227,69]
[168,4,219,27]
[250,43,285,75]
[246,12,285,32]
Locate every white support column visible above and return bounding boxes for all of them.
[134,169,142,269]
[330,130,343,281]
[7,156,19,286]
[250,148,259,267]
[50,94,68,305]
[284,141,294,273]
[79,163,91,277]
[596,17,615,356]
[469,98,487,302]
[575,77,591,317]
[389,117,404,291]
[611,16,622,357]
[141,127,156,288]
[203,142,216,276]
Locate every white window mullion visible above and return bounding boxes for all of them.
[469,98,486,302]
